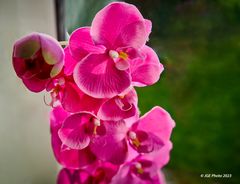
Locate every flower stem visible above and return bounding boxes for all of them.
[59,41,68,46]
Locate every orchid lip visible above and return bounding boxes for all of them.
[128,131,141,147]
[114,51,130,70]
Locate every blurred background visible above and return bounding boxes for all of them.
[0,0,239,183]
[0,0,57,183]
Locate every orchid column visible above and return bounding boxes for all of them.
[12,2,175,184]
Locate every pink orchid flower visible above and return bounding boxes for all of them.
[58,111,129,165]
[69,2,163,98]
[111,124,173,184]
[50,106,96,169]
[57,162,119,184]
[91,106,175,166]
[12,33,64,92]
[111,156,166,184]
[91,106,175,163]
[127,106,175,154]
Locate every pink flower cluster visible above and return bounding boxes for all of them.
[12,2,175,184]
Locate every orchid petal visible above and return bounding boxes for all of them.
[111,164,135,184]
[57,169,91,184]
[12,57,27,78]
[22,77,48,92]
[90,121,128,165]
[142,141,173,169]
[61,81,104,113]
[52,132,96,169]
[73,53,131,98]
[130,45,164,87]
[91,2,146,49]
[111,157,161,184]
[50,60,64,77]
[144,19,152,40]
[40,33,64,65]
[69,27,105,61]
[58,113,95,149]
[50,106,69,132]
[64,47,78,75]
[97,89,138,121]
[13,33,40,58]
[136,106,175,142]
[115,21,148,49]
[50,107,96,169]
[115,59,130,71]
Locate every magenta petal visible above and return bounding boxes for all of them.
[69,27,105,61]
[12,57,27,78]
[93,162,120,183]
[13,33,40,58]
[61,81,83,112]
[61,81,104,113]
[98,89,138,121]
[52,132,96,169]
[136,106,175,143]
[22,77,48,92]
[142,141,173,169]
[50,106,69,132]
[58,113,95,149]
[130,45,164,87]
[50,107,96,169]
[57,168,74,184]
[115,21,149,49]
[64,47,78,75]
[111,158,160,184]
[144,19,152,39]
[91,2,145,48]
[39,33,64,65]
[90,121,128,165]
[83,161,120,183]
[39,33,64,77]
[73,53,131,98]
[57,168,91,184]
[115,59,130,71]
[59,123,90,150]
[111,164,135,184]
